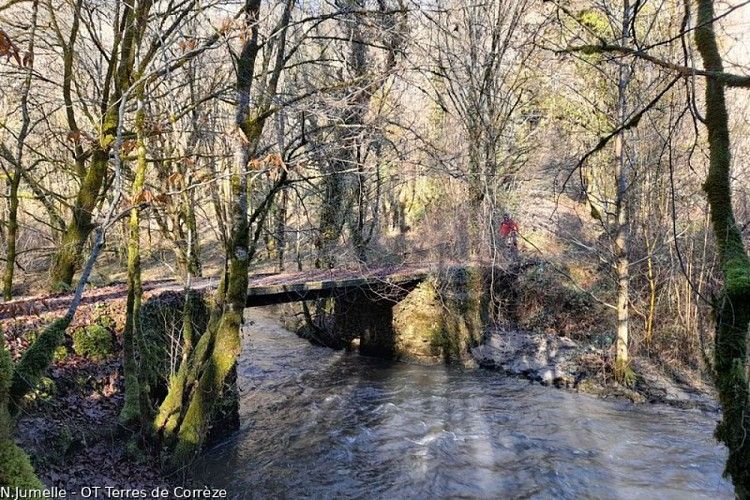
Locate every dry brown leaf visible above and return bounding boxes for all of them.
[0,29,21,65]
[167,172,183,185]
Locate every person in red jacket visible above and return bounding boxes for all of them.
[500,213,519,259]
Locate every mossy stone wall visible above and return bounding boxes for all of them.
[140,290,210,399]
[332,266,494,366]
[392,266,491,366]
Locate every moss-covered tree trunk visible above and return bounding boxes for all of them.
[694,0,750,495]
[153,0,298,468]
[0,330,43,489]
[120,83,149,427]
[3,168,21,301]
[49,0,153,291]
[49,150,109,290]
[176,195,203,280]
[3,1,37,301]
[168,171,249,465]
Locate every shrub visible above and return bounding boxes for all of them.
[25,376,56,406]
[53,346,68,362]
[72,325,113,360]
[512,261,611,338]
[93,304,116,330]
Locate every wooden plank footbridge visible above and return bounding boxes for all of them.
[243,266,429,306]
[0,265,432,320]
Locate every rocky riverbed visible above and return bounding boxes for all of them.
[472,326,719,411]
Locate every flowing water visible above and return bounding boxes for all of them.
[195,309,734,499]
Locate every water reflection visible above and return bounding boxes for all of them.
[195,308,733,499]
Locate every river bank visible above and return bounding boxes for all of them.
[4,295,176,493]
[472,326,719,411]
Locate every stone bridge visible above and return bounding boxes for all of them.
[244,265,502,366]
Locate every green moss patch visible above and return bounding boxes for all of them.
[73,325,114,361]
[392,266,489,365]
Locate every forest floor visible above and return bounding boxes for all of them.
[13,350,174,493]
[4,289,176,492]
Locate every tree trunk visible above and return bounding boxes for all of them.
[167,172,250,466]
[49,149,109,290]
[317,0,399,266]
[317,170,345,268]
[49,0,153,291]
[152,0,292,468]
[274,189,287,272]
[120,84,148,427]
[694,0,750,495]
[467,133,485,257]
[613,0,631,373]
[3,1,37,300]
[3,171,20,301]
[180,192,202,278]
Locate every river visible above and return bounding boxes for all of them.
[194,308,734,499]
